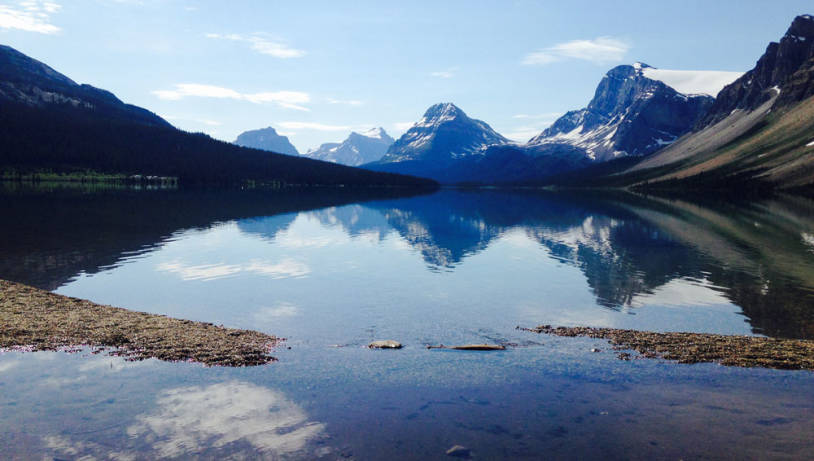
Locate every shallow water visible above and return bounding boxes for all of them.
[1,187,814,459]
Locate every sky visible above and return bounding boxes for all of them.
[1,0,811,154]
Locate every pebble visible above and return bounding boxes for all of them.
[368,340,403,349]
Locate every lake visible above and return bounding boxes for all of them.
[1,186,814,459]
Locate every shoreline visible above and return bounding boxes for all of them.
[0,280,280,366]
[521,325,814,371]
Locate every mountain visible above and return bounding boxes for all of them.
[234,126,299,156]
[407,64,720,184]
[365,103,510,180]
[303,127,394,166]
[525,63,715,162]
[0,45,435,187]
[0,44,170,128]
[616,14,814,191]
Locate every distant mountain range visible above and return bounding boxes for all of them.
[365,64,720,183]
[234,126,299,156]
[0,45,434,187]
[362,14,814,191]
[2,13,813,191]
[303,127,394,166]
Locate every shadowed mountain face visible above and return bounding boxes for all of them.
[0,45,434,187]
[2,187,812,339]
[699,15,814,128]
[0,45,170,128]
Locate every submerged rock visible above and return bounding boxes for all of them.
[445,445,471,458]
[427,344,506,351]
[368,340,403,349]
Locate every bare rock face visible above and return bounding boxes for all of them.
[698,14,814,127]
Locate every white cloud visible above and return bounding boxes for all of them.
[503,113,562,142]
[206,33,305,58]
[152,83,310,111]
[430,66,458,78]
[326,97,363,106]
[503,129,545,143]
[522,37,630,66]
[393,121,414,131]
[0,1,61,34]
[277,121,350,131]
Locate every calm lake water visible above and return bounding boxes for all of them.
[1,186,814,459]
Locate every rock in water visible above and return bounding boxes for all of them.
[368,340,403,349]
[451,344,505,351]
[445,445,471,458]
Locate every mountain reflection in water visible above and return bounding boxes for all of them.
[0,187,812,339]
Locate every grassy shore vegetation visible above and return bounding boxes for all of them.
[521,325,814,371]
[0,280,279,366]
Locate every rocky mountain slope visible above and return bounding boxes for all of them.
[234,126,299,156]
[303,127,394,166]
[619,15,814,190]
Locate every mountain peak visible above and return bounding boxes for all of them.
[353,126,393,141]
[234,126,299,156]
[375,103,509,168]
[422,102,465,120]
[697,13,814,127]
[787,14,814,39]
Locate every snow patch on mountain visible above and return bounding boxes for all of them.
[642,68,744,97]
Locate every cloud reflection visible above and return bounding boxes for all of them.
[45,381,326,459]
[157,258,310,281]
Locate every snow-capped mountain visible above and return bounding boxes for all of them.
[303,127,394,166]
[380,103,510,164]
[366,103,510,179]
[525,62,715,162]
[234,126,299,156]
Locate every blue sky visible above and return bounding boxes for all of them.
[1,0,811,153]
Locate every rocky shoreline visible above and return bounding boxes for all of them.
[521,325,814,371]
[0,280,280,366]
